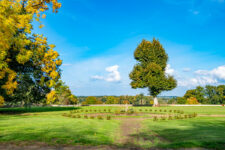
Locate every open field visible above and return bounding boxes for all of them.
[0,106,224,149]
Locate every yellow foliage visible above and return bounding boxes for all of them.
[186,97,199,104]
[46,90,56,104]
[0,96,4,106]
[0,0,62,103]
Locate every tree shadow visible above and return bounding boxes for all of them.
[131,119,225,149]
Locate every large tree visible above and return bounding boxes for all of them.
[129,39,177,106]
[0,0,62,106]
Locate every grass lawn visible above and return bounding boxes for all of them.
[0,106,224,149]
[0,110,120,145]
[142,117,225,149]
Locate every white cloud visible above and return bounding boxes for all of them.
[182,68,191,72]
[91,75,104,80]
[165,64,175,75]
[105,65,121,82]
[195,65,225,81]
[178,65,225,87]
[91,65,121,82]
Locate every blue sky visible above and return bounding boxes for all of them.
[34,0,225,96]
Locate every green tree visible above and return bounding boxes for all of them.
[129,39,177,106]
[54,80,77,105]
[184,86,206,103]
[84,96,98,104]
[105,96,119,104]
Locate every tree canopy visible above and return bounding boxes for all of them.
[129,39,177,106]
[0,0,62,106]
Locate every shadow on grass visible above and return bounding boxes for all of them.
[0,107,80,114]
[130,119,225,150]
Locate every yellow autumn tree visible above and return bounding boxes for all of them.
[186,97,199,104]
[0,0,62,106]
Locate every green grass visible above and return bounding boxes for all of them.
[0,106,224,149]
[0,112,120,145]
[143,117,225,149]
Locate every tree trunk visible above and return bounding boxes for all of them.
[153,97,158,107]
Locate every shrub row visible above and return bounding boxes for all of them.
[153,113,197,121]
[62,113,112,120]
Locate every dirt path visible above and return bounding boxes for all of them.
[117,118,145,148]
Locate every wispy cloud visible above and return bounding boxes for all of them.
[91,65,121,82]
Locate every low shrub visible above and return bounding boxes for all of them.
[174,110,177,113]
[120,109,126,114]
[168,115,173,120]
[85,110,88,112]
[159,109,162,112]
[188,114,192,118]
[184,114,188,119]
[90,116,95,119]
[169,110,172,113]
[108,109,111,112]
[153,116,158,121]
[127,109,135,115]
[97,115,103,120]
[94,110,97,112]
[72,115,76,118]
[114,110,120,115]
[104,109,106,112]
[77,114,81,118]
[155,110,157,112]
[139,109,142,112]
[161,116,166,120]
[193,112,197,117]
[106,115,111,120]
[149,109,152,112]
[164,110,167,112]
[89,109,92,112]
[145,109,148,112]
[62,113,67,117]
[84,115,88,119]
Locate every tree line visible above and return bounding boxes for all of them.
[168,85,225,104]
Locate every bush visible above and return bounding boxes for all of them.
[77,114,81,118]
[161,116,166,120]
[145,109,148,112]
[120,109,126,114]
[106,115,111,120]
[174,110,176,113]
[97,115,103,120]
[72,115,76,118]
[159,109,162,112]
[155,110,157,112]
[164,110,167,112]
[193,112,197,117]
[85,110,88,112]
[94,110,97,112]
[153,116,158,121]
[127,109,135,115]
[168,115,173,120]
[149,109,152,112]
[89,109,92,112]
[169,110,172,113]
[84,115,88,119]
[108,109,111,112]
[90,116,95,119]
[104,109,106,112]
[139,109,142,112]
[114,110,120,115]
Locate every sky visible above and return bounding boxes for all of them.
[34,0,225,96]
